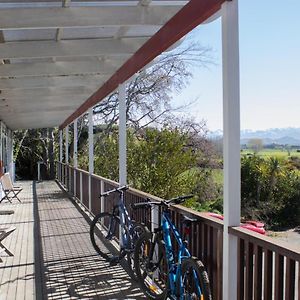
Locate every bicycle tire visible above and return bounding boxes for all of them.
[179,257,212,300]
[125,222,146,281]
[134,232,168,300]
[90,212,120,261]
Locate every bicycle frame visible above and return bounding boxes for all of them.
[161,210,202,299]
[111,191,134,252]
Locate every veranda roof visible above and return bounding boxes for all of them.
[0,0,225,130]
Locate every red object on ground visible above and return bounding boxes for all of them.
[208,213,266,235]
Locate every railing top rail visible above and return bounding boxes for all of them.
[90,170,224,229]
[58,163,224,229]
[170,204,224,229]
[229,227,300,261]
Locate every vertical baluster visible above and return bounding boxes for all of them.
[264,249,273,300]
[208,226,214,293]
[245,241,254,300]
[275,253,284,300]
[203,224,208,267]
[254,245,263,300]
[212,228,218,300]
[200,222,205,262]
[237,238,245,300]
[285,258,295,300]
[217,228,223,300]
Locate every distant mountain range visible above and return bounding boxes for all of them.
[209,127,300,146]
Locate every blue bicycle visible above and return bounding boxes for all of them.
[133,195,212,300]
[90,185,145,279]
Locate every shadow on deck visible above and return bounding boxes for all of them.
[0,181,144,300]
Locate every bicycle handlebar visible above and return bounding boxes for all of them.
[99,185,129,198]
[131,194,193,210]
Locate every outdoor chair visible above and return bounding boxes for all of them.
[0,173,22,203]
[0,226,16,257]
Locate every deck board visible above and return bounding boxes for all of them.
[0,181,145,300]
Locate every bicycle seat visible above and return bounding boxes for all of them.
[182,215,198,224]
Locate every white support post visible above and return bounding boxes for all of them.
[65,125,69,164]
[65,124,69,190]
[59,129,63,182]
[73,119,78,199]
[0,121,2,163]
[9,130,14,181]
[221,1,241,300]
[0,122,3,200]
[59,130,63,162]
[88,108,94,211]
[118,83,127,186]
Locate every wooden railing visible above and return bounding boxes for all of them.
[56,162,299,300]
[230,227,300,300]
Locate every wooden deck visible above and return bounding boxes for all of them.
[0,181,145,300]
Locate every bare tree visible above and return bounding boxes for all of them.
[92,43,212,133]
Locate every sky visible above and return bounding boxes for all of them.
[171,0,300,131]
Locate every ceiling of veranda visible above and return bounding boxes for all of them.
[0,0,186,130]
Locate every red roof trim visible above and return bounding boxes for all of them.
[60,0,226,129]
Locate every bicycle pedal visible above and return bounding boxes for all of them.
[109,257,120,266]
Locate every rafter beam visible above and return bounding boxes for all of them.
[0,75,108,90]
[1,95,87,108]
[1,111,75,130]
[1,86,95,98]
[0,104,80,115]
[0,6,183,30]
[0,38,148,60]
[0,60,124,78]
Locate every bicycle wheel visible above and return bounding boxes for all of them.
[179,258,212,300]
[125,222,146,281]
[90,212,120,261]
[134,232,168,300]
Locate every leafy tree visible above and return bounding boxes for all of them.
[241,155,300,229]
[14,128,56,179]
[78,126,221,204]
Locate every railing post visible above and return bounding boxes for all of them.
[65,124,69,190]
[88,108,94,212]
[69,166,71,192]
[0,122,2,164]
[59,129,63,182]
[73,118,78,198]
[221,1,241,300]
[9,130,14,182]
[80,172,83,204]
[118,82,127,186]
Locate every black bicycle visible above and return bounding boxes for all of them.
[90,185,145,279]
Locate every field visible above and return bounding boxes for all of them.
[211,148,300,185]
[241,148,300,159]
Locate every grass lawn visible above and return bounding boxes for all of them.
[241,148,300,159]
